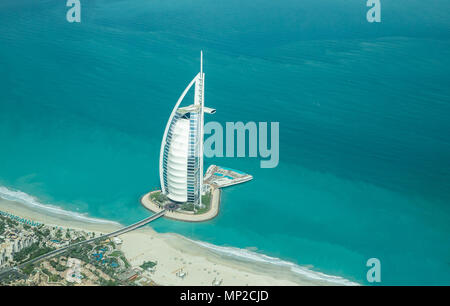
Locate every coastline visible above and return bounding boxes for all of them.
[0,193,359,286]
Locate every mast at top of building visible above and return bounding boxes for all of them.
[159,52,214,208]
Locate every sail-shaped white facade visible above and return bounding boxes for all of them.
[159,52,212,207]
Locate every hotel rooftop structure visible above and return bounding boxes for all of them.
[159,52,215,208]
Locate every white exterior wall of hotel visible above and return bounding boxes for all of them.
[159,73,199,195]
[159,52,206,206]
[165,118,189,202]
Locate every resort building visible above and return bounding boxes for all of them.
[159,52,215,207]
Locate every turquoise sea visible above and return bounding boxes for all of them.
[1,0,449,285]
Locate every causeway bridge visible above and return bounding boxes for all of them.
[0,210,166,278]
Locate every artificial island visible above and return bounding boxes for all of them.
[141,52,252,222]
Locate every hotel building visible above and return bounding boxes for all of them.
[159,52,215,207]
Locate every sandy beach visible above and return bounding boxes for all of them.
[0,198,351,286]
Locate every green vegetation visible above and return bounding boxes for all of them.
[49,274,62,283]
[40,267,61,282]
[66,244,92,263]
[195,191,212,214]
[33,227,50,239]
[0,219,134,286]
[181,203,195,211]
[100,279,118,286]
[110,251,122,257]
[120,255,131,269]
[55,228,62,239]
[13,243,55,263]
[94,245,106,252]
[41,268,51,276]
[150,191,168,204]
[49,260,67,272]
[72,237,84,243]
[0,216,134,285]
[140,261,157,270]
[6,218,18,227]
[179,191,212,214]
[22,264,35,275]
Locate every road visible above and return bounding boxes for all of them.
[0,210,166,278]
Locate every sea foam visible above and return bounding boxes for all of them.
[188,238,360,286]
[0,185,359,285]
[0,186,121,226]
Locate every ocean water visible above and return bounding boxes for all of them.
[1,0,450,285]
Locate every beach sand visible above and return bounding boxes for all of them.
[0,198,344,286]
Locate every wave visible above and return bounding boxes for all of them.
[0,186,121,226]
[188,238,360,286]
[0,186,359,285]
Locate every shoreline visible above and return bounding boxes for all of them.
[0,193,359,286]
